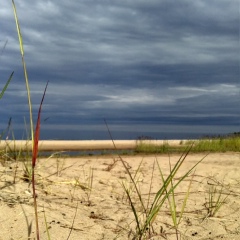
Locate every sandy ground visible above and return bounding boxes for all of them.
[0,152,239,239]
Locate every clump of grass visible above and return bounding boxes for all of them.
[135,142,171,154]
[204,181,229,218]
[1,136,32,183]
[190,137,240,152]
[74,167,94,206]
[105,121,206,239]
[55,153,66,177]
[121,146,206,239]
[164,162,196,239]
[135,136,240,154]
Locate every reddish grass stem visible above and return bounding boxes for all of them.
[32,81,49,240]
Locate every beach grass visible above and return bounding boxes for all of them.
[12,1,48,239]
[189,137,240,152]
[135,136,240,154]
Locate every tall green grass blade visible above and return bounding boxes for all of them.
[169,178,177,227]
[146,159,155,211]
[104,119,147,212]
[12,1,24,56]
[12,0,34,148]
[167,156,178,227]
[0,71,14,99]
[66,201,79,240]
[144,146,207,232]
[177,171,195,226]
[165,156,194,229]
[150,146,192,211]
[122,183,141,236]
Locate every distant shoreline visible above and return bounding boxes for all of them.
[0,139,190,152]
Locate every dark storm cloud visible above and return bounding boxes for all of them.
[0,0,239,139]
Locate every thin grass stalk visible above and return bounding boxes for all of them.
[104,119,147,213]
[31,167,39,239]
[210,186,228,217]
[132,147,192,236]
[167,154,194,227]
[144,146,208,232]
[125,159,144,208]
[12,0,34,147]
[146,159,155,212]
[43,206,51,240]
[208,186,215,216]
[170,180,177,227]
[150,145,194,208]
[162,169,179,240]
[32,82,49,240]
[177,171,195,226]
[0,117,11,140]
[166,166,195,239]
[66,201,79,240]
[0,71,14,99]
[0,39,8,57]
[20,203,33,239]
[148,146,192,217]
[122,184,142,237]
[167,155,177,228]
[215,199,227,216]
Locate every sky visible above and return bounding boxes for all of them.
[0,0,239,140]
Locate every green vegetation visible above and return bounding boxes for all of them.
[135,142,182,154]
[205,184,229,218]
[105,123,206,239]
[190,137,240,152]
[12,1,48,239]
[119,145,207,239]
[136,136,240,154]
[0,71,14,99]
[12,0,34,146]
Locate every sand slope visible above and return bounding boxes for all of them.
[0,152,240,239]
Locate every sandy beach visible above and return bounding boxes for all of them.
[0,140,188,151]
[0,143,239,239]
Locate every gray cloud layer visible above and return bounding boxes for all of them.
[1,0,239,139]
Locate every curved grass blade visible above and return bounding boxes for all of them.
[32,81,49,240]
[12,0,34,147]
[12,1,24,56]
[0,40,8,57]
[32,81,49,167]
[0,71,14,99]
[43,206,51,240]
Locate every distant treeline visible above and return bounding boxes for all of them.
[201,132,240,139]
[137,132,240,141]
